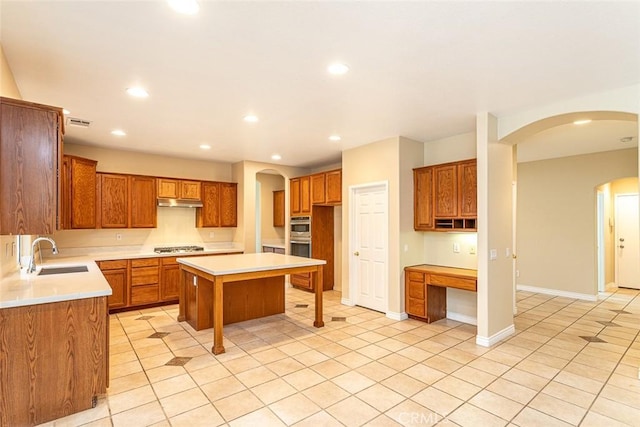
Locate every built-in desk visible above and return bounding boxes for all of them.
[404,264,477,323]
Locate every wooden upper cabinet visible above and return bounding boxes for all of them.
[413,167,434,231]
[458,160,477,217]
[62,155,97,229]
[291,176,311,216]
[97,173,129,228]
[157,178,201,200]
[325,169,342,204]
[196,181,237,227]
[433,164,458,218]
[0,97,63,235]
[273,190,285,227]
[129,176,157,228]
[311,173,326,205]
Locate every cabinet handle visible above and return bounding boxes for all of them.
[354,251,359,256]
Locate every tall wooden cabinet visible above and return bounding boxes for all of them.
[290,176,311,216]
[0,97,63,235]
[273,190,285,227]
[62,155,97,229]
[414,159,477,231]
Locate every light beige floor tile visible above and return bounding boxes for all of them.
[501,368,549,391]
[357,344,393,359]
[356,361,398,382]
[151,373,197,399]
[402,363,446,385]
[200,375,247,402]
[439,347,477,364]
[385,399,442,427]
[468,357,511,376]
[108,384,157,414]
[145,365,187,383]
[251,377,297,405]
[292,410,344,426]
[553,371,604,394]
[600,384,640,410]
[381,373,427,397]
[451,365,497,388]
[311,359,351,379]
[183,353,218,372]
[334,350,373,369]
[267,357,306,376]
[236,365,278,388]
[109,360,144,379]
[269,393,321,425]
[378,353,416,371]
[483,349,526,366]
[355,383,405,412]
[528,393,586,425]
[252,347,289,364]
[229,407,286,426]
[107,371,150,396]
[326,396,380,427]
[486,378,537,405]
[590,396,640,426]
[213,390,264,422]
[421,354,463,374]
[49,396,110,426]
[80,417,115,427]
[511,407,573,427]
[169,403,225,427]
[411,386,463,416]
[432,376,481,400]
[159,387,209,418]
[223,354,262,374]
[541,381,596,409]
[468,390,523,421]
[447,403,507,427]
[580,411,634,427]
[332,370,376,394]
[111,401,166,427]
[189,363,232,386]
[283,367,326,391]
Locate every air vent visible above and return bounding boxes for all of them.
[67,117,92,128]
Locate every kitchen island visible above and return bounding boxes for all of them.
[177,253,326,355]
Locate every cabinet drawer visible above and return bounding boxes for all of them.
[131,258,160,268]
[161,256,179,266]
[406,271,425,282]
[291,273,312,289]
[131,267,159,286]
[130,284,159,305]
[98,259,128,270]
[407,298,426,318]
[430,274,476,291]
[407,280,425,299]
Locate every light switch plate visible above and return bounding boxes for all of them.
[490,249,497,260]
[453,243,460,253]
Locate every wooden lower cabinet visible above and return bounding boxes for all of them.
[161,257,181,301]
[98,259,129,309]
[130,258,160,305]
[0,297,108,426]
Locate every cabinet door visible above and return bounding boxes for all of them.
[290,178,301,215]
[98,173,128,228]
[273,190,285,227]
[300,176,311,215]
[413,167,434,230]
[129,176,157,228]
[0,98,62,235]
[157,178,179,199]
[433,164,458,218]
[405,271,426,318]
[161,263,180,301]
[458,160,477,217]
[180,180,201,200]
[196,181,220,227]
[311,173,326,205]
[63,156,97,229]
[219,183,237,227]
[102,268,128,309]
[325,170,342,204]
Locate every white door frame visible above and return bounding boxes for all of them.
[346,181,389,314]
[596,190,605,292]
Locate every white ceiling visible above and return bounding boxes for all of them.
[1,1,639,168]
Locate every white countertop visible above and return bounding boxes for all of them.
[178,253,325,276]
[0,244,245,309]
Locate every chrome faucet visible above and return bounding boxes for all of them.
[28,237,59,273]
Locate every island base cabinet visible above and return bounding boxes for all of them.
[0,297,108,427]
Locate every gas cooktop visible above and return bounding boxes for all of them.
[153,245,205,254]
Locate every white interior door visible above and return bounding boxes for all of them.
[615,193,640,289]
[351,183,388,313]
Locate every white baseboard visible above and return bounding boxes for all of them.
[517,284,597,302]
[476,324,515,347]
[340,298,355,306]
[386,311,407,321]
[446,312,477,326]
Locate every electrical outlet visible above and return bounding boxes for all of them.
[516,270,520,278]
[116,233,122,241]
[490,249,497,260]
[403,244,408,252]
[505,248,510,257]
[453,242,460,253]
[469,245,476,255]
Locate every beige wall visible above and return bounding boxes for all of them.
[517,148,638,295]
[0,44,22,278]
[256,173,286,243]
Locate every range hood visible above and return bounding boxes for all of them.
[157,198,203,208]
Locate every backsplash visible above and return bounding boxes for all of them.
[52,207,236,250]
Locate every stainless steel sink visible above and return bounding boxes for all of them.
[37,265,89,276]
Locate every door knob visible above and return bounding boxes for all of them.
[620,245,625,249]
[354,251,359,256]
[620,238,625,242]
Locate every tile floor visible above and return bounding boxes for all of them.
[41,287,640,426]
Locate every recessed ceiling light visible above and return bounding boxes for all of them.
[199,144,211,150]
[573,119,592,125]
[126,87,149,98]
[329,135,341,142]
[244,115,259,123]
[62,109,70,115]
[271,154,282,161]
[111,129,126,136]
[167,0,199,15]
[328,63,349,75]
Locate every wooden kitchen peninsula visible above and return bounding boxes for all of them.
[177,253,326,354]
[405,264,477,323]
